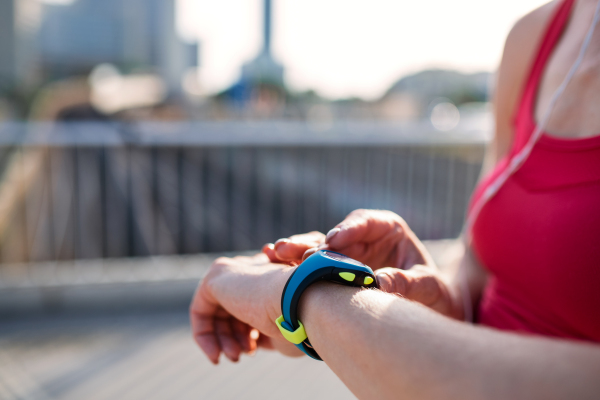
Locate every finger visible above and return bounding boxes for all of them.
[274,231,325,262]
[191,311,222,364]
[331,241,368,261]
[326,211,403,249]
[376,266,444,306]
[247,328,260,354]
[302,246,321,261]
[333,228,404,268]
[401,265,446,307]
[275,240,313,262]
[190,285,222,364]
[375,267,409,295]
[256,331,275,349]
[262,243,282,263]
[231,319,253,354]
[215,317,242,362]
[194,328,221,364]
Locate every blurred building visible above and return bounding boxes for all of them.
[221,0,285,117]
[39,0,199,94]
[240,0,284,87]
[0,0,42,93]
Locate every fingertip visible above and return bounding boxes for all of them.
[302,247,318,261]
[326,224,353,248]
[223,347,241,362]
[247,338,257,356]
[218,334,242,363]
[262,243,274,257]
[375,272,393,293]
[376,268,408,295]
[204,348,221,365]
[325,227,341,243]
[262,243,281,263]
[273,239,291,258]
[195,334,223,365]
[276,241,310,262]
[274,238,290,248]
[262,243,274,252]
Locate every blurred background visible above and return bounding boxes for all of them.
[0,0,545,399]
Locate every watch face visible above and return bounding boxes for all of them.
[322,250,365,266]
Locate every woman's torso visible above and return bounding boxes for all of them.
[471,0,600,342]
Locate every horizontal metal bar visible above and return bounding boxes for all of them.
[0,119,492,147]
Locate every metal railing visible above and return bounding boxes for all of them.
[0,120,489,264]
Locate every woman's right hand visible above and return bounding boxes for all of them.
[190,253,302,364]
[263,209,463,319]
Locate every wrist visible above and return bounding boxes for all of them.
[297,281,333,323]
[204,257,297,338]
[296,281,365,356]
[444,278,466,320]
[298,282,363,327]
[276,250,379,360]
[266,266,297,324]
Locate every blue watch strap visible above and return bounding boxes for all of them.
[277,250,378,361]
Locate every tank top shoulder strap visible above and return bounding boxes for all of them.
[512,0,575,152]
[466,0,576,222]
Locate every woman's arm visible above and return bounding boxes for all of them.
[192,256,600,399]
[300,282,600,400]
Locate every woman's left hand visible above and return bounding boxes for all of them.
[262,210,462,319]
[263,210,433,270]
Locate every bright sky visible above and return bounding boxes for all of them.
[181,0,548,99]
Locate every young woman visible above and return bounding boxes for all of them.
[190,1,600,398]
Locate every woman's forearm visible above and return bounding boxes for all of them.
[298,283,600,400]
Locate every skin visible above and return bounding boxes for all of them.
[191,255,600,399]
[191,0,600,397]
[264,211,463,319]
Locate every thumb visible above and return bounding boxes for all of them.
[375,267,409,296]
[375,266,446,308]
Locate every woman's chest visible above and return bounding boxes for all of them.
[472,167,600,297]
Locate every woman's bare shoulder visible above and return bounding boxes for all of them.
[499,0,559,92]
[500,0,559,95]
[493,1,560,158]
[506,1,558,56]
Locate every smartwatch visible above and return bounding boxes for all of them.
[275,249,379,361]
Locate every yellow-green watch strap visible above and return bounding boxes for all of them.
[275,315,307,344]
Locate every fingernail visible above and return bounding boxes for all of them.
[302,248,317,261]
[325,228,340,242]
[375,273,392,292]
[263,243,275,251]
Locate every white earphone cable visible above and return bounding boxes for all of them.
[460,0,600,322]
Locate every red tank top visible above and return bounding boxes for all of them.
[470,0,600,342]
